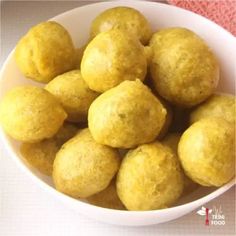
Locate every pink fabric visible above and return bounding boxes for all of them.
[168,0,236,36]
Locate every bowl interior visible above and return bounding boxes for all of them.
[0,0,235,218]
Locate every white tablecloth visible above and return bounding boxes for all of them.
[0,1,235,235]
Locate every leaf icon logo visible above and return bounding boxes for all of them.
[196,206,213,216]
[197,209,206,216]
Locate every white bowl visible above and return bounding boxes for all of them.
[0,1,235,226]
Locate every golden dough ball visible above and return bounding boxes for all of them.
[53,129,120,198]
[163,133,199,193]
[149,28,219,107]
[75,44,87,68]
[87,179,126,210]
[14,21,76,83]
[117,142,184,210]
[88,80,167,148]
[178,117,235,187]
[54,122,78,146]
[90,7,152,45]
[20,139,58,176]
[45,70,99,123]
[81,29,147,92]
[0,86,67,142]
[20,123,78,176]
[190,93,236,124]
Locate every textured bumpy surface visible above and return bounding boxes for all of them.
[87,179,126,210]
[53,129,120,198]
[88,80,167,148]
[190,93,236,124]
[81,29,147,92]
[90,6,152,45]
[178,117,235,187]
[117,142,184,211]
[20,123,78,175]
[149,27,219,107]
[0,86,67,142]
[14,21,76,83]
[45,70,99,123]
[163,133,199,194]
[21,139,59,176]
[20,123,78,176]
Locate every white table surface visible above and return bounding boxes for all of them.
[0,1,235,235]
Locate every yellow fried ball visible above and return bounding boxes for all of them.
[88,80,166,148]
[87,179,126,210]
[0,86,67,142]
[81,29,147,92]
[163,133,199,193]
[21,139,58,176]
[14,21,76,83]
[117,142,184,210]
[178,117,235,187]
[20,122,78,176]
[90,7,152,45]
[190,93,236,124]
[149,28,219,107]
[53,129,120,198]
[45,70,99,123]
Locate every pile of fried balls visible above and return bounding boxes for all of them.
[0,7,235,211]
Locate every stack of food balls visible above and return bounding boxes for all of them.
[0,7,235,211]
